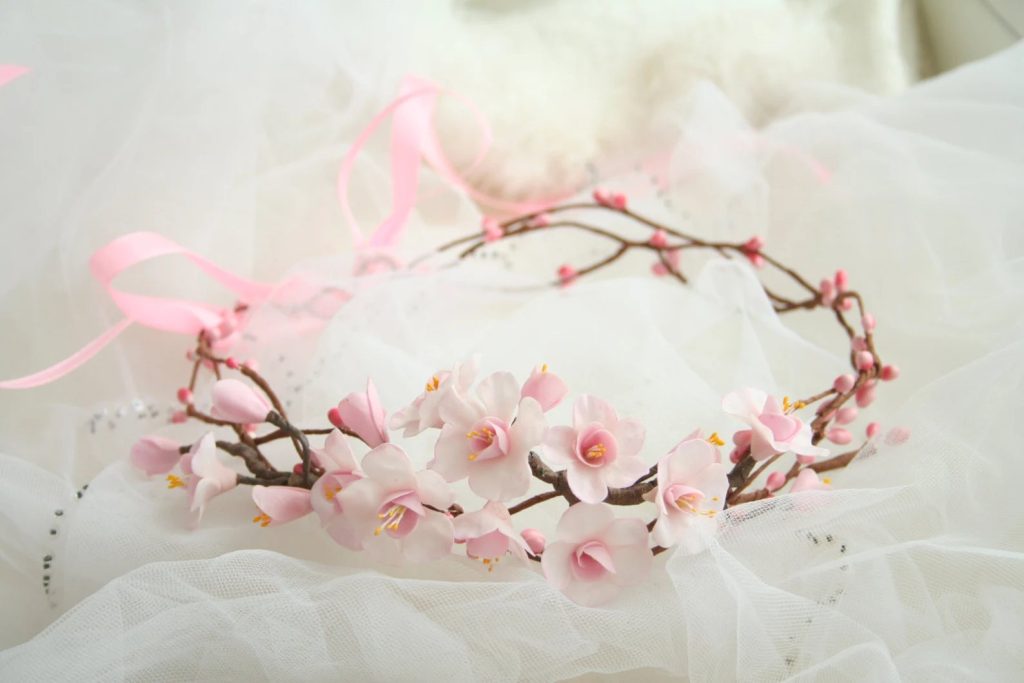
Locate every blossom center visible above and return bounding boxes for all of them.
[571,540,616,581]
[252,513,271,527]
[375,491,423,538]
[665,483,716,517]
[575,425,618,468]
[425,375,440,392]
[758,413,801,442]
[465,418,510,462]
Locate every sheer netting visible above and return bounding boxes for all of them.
[1,3,1023,681]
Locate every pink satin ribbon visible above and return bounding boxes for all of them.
[0,64,29,88]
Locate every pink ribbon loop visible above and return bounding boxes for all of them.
[1,233,278,390]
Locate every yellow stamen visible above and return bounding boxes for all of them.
[675,495,717,518]
[585,443,607,459]
[374,504,407,536]
[324,483,342,501]
[252,513,271,527]
[823,477,832,485]
[541,363,549,373]
[793,400,807,410]
[425,376,440,392]
[783,396,792,413]
[707,432,726,447]
[467,453,478,461]
[166,474,185,489]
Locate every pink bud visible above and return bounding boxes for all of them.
[521,528,546,555]
[327,407,344,430]
[746,253,765,269]
[592,187,611,205]
[765,471,786,492]
[833,374,856,393]
[881,364,900,381]
[835,406,858,425]
[520,365,569,413]
[834,268,849,291]
[851,336,868,352]
[796,454,816,465]
[225,357,240,370]
[855,383,876,408]
[557,264,577,287]
[176,387,193,405]
[651,262,669,277]
[649,229,669,249]
[743,236,765,253]
[827,427,853,445]
[885,426,911,446]
[532,212,551,228]
[130,436,183,476]
[334,379,389,447]
[861,313,876,333]
[210,379,272,423]
[729,449,744,464]
[610,192,628,210]
[855,351,875,371]
[243,423,258,435]
[482,217,503,242]
[866,422,881,438]
[839,298,854,311]
[819,278,836,306]
[170,411,188,424]
[292,463,305,475]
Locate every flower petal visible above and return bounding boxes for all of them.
[329,478,383,550]
[509,397,546,456]
[360,444,416,491]
[467,451,531,501]
[415,469,453,510]
[399,511,454,562]
[251,486,312,525]
[721,387,767,419]
[541,426,577,468]
[318,429,360,473]
[211,379,272,424]
[573,395,618,430]
[130,436,182,476]
[566,464,609,504]
[555,502,615,544]
[476,371,521,421]
[429,425,472,482]
[540,541,575,590]
[614,418,645,458]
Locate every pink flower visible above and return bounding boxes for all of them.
[520,363,568,413]
[251,486,312,527]
[310,430,364,524]
[722,388,829,462]
[332,444,454,561]
[389,359,477,437]
[331,379,389,447]
[742,236,765,267]
[557,264,578,287]
[430,372,546,501]
[789,468,831,493]
[650,438,728,550]
[452,501,529,568]
[541,395,648,504]
[541,503,652,606]
[211,379,272,423]
[182,433,238,520]
[130,436,183,476]
[649,229,669,249]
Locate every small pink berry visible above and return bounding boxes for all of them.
[833,374,856,393]
[819,279,836,306]
[170,411,188,424]
[851,336,868,352]
[765,471,786,492]
[327,407,344,429]
[835,406,858,425]
[651,262,669,277]
[839,298,854,311]
[855,351,875,371]
[176,387,193,405]
[862,313,876,333]
[649,229,669,249]
[834,268,849,291]
[532,212,551,228]
[881,364,900,381]
[866,422,881,438]
[855,383,876,408]
[225,357,240,370]
[746,253,765,269]
[557,264,578,287]
[742,235,765,253]
[885,426,911,446]
[827,427,853,445]
[521,528,546,555]
[292,463,306,475]
[592,187,611,205]
[482,217,503,242]
[610,192,628,210]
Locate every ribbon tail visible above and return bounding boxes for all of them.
[0,318,133,389]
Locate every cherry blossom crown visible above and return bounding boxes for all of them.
[131,192,906,606]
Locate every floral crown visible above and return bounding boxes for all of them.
[130,191,905,606]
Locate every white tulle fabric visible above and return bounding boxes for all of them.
[2,5,1024,681]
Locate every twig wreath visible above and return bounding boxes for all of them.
[131,189,904,606]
